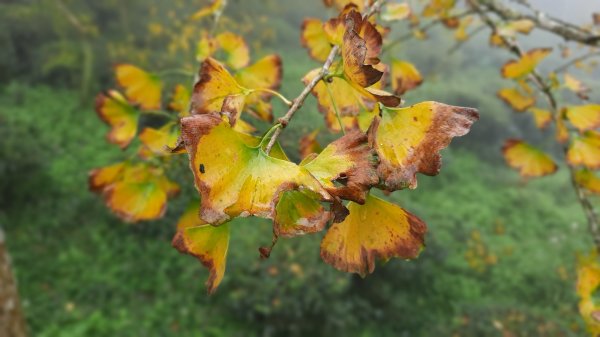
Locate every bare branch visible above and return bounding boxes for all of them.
[553,51,600,74]
[473,0,600,47]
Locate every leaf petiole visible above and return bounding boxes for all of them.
[324,80,346,135]
[250,88,293,106]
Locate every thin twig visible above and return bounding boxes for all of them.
[553,51,600,74]
[264,0,387,153]
[383,10,474,54]
[325,81,346,135]
[448,25,487,55]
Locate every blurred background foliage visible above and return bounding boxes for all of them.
[1,0,599,336]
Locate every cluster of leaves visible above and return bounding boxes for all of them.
[90,0,479,294]
[391,0,600,333]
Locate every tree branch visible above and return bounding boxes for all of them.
[473,0,600,47]
[264,0,387,153]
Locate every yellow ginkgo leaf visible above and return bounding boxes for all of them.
[567,131,600,169]
[381,3,411,21]
[391,60,423,95]
[497,19,535,37]
[304,67,400,132]
[323,0,364,11]
[179,113,332,225]
[299,130,322,159]
[95,90,139,149]
[172,200,230,294]
[575,169,600,194]
[372,102,479,190]
[564,73,590,100]
[191,0,224,21]
[422,0,455,18]
[301,18,332,62]
[168,84,191,116]
[501,48,552,79]
[234,54,282,93]
[576,252,600,336]
[273,188,332,237]
[565,104,600,132]
[95,163,179,223]
[302,130,378,203]
[88,161,127,193]
[196,31,218,62]
[528,108,552,129]
[501,139,558,177]
[497,87,536,112]
[191,57,246,123]
[216,32,250,70]
[115,64,162,110]
[138,122,180,159]
[342,10,383,87]
[454,16,473,41]
[320,194,427,276]
[556,114,570,143]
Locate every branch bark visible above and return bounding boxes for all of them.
[473,0,600,47]
[0,228,28,337]
[264,0,387,153]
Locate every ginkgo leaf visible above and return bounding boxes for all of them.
[190,57,246,122]
[191,0,224,21]
[497,87,536,112]
[115,64,163,110]
[95,90,139,149]
[565,105,600,132]
[196,31,218,62]
[422,0,455,18]
[556,112,570,143]
[371,102,479,190]
[576,252,600,336]
[381,3,411,21]
[567,131,600,169]
[302,130,378,203]
[323,4,359,46]
[501,48,552,79]
[234,54,282,93]
[95,163,179,222]
[88,161,127,193]
[301,18,332,62]
[575,169,600,194]
[299,130,323,159]
[323,0,365,11]
[304,67,400,132]
[273,188,331,237]
[168,84,191,116]
[180,113,332,224]
[501,139,558,177]
[454,16,473,41]
[216,32,250,70]
[172,200,230,294]
[138,122,180,158]
[528,107,552,129]
[391,60,423,95]
[320,194,427,276]
[342,10,383,87]
[564,73,591,100]
[497,19,535,37]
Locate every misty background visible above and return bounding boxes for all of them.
[1,0,599,336]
